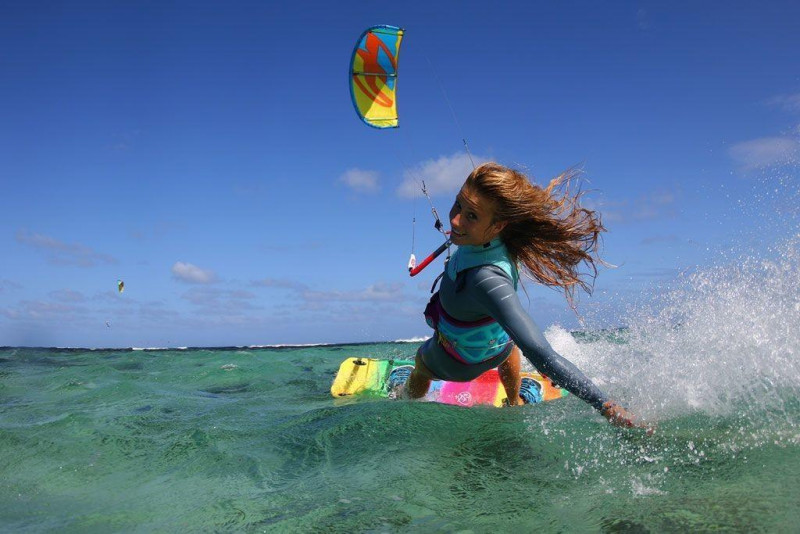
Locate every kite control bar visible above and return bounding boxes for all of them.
[409,239,451,277]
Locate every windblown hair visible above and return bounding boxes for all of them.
[464,162,606,307]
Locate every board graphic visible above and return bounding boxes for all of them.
[331,357,568,407]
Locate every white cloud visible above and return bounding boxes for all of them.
[301,282,406,303]
[50,289,86,303]
[129,221,182,242]
[250,277,408,304]
[1,299,86,321]
[181,287,258,311]
[251,278,308,291]
[397,152,487,199]
[766,93,800,114]
[590,189,678,224]
[0,279,23,292]
[729,137,800,171]
[16,229,118,267]
[339,168,380,194]
[171,262,218,284]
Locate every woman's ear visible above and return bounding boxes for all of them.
[493,220,508,234]
[484,220,507,241]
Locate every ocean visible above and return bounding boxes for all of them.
[2,242,799,532]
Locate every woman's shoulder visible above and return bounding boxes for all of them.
[467,264,516,287]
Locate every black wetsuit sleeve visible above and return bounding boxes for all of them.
[469,266,610,411]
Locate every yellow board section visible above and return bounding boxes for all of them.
[330,357,394,397]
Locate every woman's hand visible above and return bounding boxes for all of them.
[601,401,654,434]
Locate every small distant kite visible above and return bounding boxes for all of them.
[350,25,404,128]
[117,279,124,293]
[106,321,111,328]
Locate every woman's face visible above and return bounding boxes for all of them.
[448,186,506,246]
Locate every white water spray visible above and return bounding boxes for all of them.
[547,237,800,421]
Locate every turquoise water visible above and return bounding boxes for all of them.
[2,242,799,532]
[1,337,797,533]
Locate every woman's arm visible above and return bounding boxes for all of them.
[468,266,609,411]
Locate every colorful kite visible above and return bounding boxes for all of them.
[350,25,404,128]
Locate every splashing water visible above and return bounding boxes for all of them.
[527,236,800,511]
[549,237,800,419]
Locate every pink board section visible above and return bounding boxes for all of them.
[425,369,504,407]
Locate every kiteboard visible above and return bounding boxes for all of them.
[331,357,568,408]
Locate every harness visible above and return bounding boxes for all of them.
[424,239,519,365]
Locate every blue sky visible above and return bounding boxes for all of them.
[2,1,799,348]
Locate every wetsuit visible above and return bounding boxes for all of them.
[419,239,610,411]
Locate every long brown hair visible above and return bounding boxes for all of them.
[464,162,606,306]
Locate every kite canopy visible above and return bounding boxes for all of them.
[350,25,404,128]
[117,280,124,294]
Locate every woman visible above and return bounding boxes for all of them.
[403,162,640,427]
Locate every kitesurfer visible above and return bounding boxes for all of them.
[403,162,644,428]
